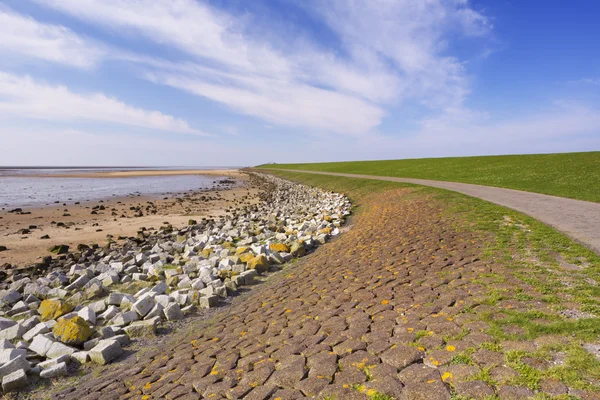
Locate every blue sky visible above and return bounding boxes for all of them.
[0,0,598,166]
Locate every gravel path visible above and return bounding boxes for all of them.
[46,187,599,399]
[274,169,600,255]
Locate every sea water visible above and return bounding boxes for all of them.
[0,167,234,208]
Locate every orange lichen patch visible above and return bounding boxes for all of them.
[441,372,453,382]
[269,243,290,253]
[210,369,219,376]
[427,379,437,384]
[285,309,292,313]
[381,300,389,305]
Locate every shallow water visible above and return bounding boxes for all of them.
[0,168,230,208]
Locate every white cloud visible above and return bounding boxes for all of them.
[0,72,207,135]
[0,7,105,68]
[35,0,490,136]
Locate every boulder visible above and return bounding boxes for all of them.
[29,335,55,357]
[0,324,25,341]
[52,316,92,345]
[131,295,155,317]
[89,340,122,365]
[46,342,76,359]
[124,317,159,338]
[39,299,73,321]
[246,254,270,273]
[40,362,68,379]
[290,241,306,257]
[1,368,28,393]
[0,356,30,380]
[163,303,183,321]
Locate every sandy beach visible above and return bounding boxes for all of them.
[0,170,259,267]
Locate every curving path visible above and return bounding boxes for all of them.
[270,169,600,255]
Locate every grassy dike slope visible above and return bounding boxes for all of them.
[262,169,600,395]
[258,151,600,203]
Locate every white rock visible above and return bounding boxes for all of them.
[163,303,183,321]
[155,295,171,308]
[89,340,122,365]
[0,355,30,380]
[21,316,40,331]
[77,307,97,325]
[131,295,155,317]
[111,311,138,327]
[1,368,28,393]
[46,342,76,359]
[0,324,25,341]
[107,293,124,306]
[150,282,168,295]
[38,354,69,369]
[29,335,55,357]
[145,303,164,320]
[71,351,89,363]
[40,361,68,379]
[99,305,119,321]
[0,349,26,364]
[88,299,107,314]
[23,322,50,342]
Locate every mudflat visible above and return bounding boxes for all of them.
[16,169,244,179]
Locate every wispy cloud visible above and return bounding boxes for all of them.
[567,78,600,85]
[0,72,207,135]
[35,0,490,136]
[0,7,105,68]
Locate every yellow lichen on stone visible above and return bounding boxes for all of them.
[239,253,254,263]
[235,247,250,255]
[269,243,290,253]
[247,254,270,273]
[39,299,73,321]
[52,316,92,345]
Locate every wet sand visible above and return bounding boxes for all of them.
[17,169,243,179]
[0,171,259,267]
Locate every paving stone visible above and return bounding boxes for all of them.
[454,380,495,399]
[380,345,423,369]
[489,366,519,384]
[496,385,535,399]
[400,380,450,400]
[472,348,505,368]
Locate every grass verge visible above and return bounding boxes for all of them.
[258,151,600,203]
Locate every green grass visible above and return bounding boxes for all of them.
[258,151,600,203]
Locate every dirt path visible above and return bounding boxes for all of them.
[44,187,599,400]
[271,169,600,256]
